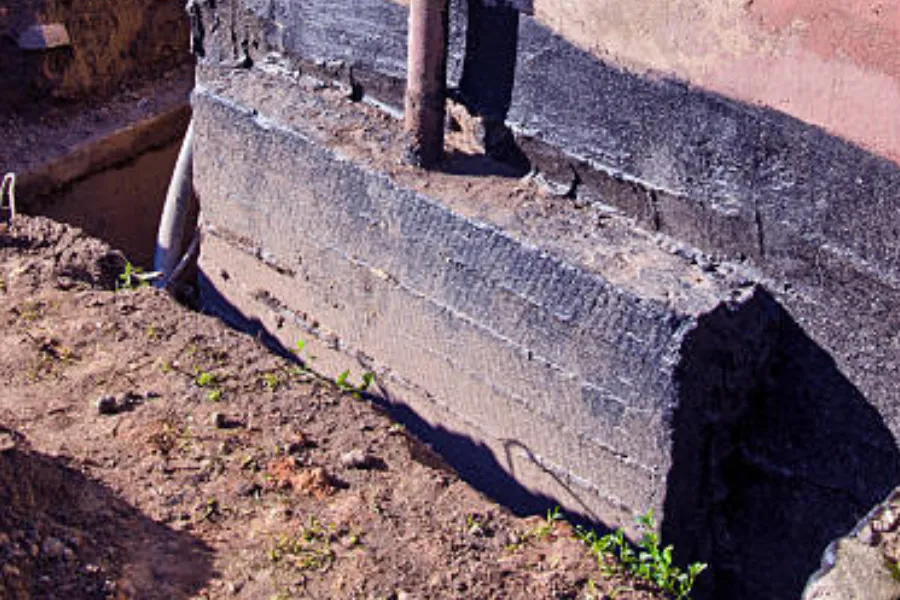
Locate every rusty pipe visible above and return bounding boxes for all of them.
[404,0,449,168]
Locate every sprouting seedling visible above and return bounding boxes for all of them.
[360,371,375,392]
[335,370,351,390]
[117,261,153,291]
[575,509,706,599]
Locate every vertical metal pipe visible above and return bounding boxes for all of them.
[404,0,449,168]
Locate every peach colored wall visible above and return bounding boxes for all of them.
[531,0,900,163]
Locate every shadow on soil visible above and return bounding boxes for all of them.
[0,427,214,600]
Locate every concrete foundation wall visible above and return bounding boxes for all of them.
[187,1,900,597]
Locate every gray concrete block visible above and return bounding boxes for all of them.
[193,71,765,538]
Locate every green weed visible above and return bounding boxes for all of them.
[268,516,337,572]
[505,506,563,552]
[195,370,217,388]
[335,370,376,399]
[261,370,282,392]
[576,510,706,599]
[116,261,150,291]
[195,370,223,401]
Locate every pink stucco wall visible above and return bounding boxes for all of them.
[532,0,900,163]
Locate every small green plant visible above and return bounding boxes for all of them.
[533,506,563,539]
[294,338,317,361]
[347,528,363,548]
[335,370,351,390]
[116,261,150,291]
[261,370,282,392]
[505,506,564,552]
[887,558,900,583]
[335,370,376,399]
[576,510,706,599]
[195,370,223,401]
[195,370,217,387]
[268,516,337,572]
[359,371,375,392]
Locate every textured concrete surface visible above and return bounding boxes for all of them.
[192,76,736,524]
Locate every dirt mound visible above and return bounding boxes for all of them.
[0,428,212,599]
[0,215,662,599]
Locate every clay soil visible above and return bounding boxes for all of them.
[0,215,664,599]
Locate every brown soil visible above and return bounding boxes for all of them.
[0,215,664,599]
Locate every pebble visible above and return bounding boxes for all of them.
[227,580,245,595]
[212,412,228,429]
[236,482,262,498]
[340,449,373,470]
[2,564,20,577]
[96,395,118,415]
[0,432,15,452]
[41,536,66,558]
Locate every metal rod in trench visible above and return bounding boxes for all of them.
[404,0,449,168]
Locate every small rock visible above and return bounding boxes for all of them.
[877,508,900,533]
[340,449,374,470]
[212,412,228,429]
[41,537,66,559]
[0,432,16,453]
[2,564,20,577]
[96,395,118,415]
[236,482,262,498]
[804,538,900,600]
[284,433,314,455]
[857,523,878,546]
[17,23,71,50]
[227,580,245,595]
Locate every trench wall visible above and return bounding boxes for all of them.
[0,0,189,107]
